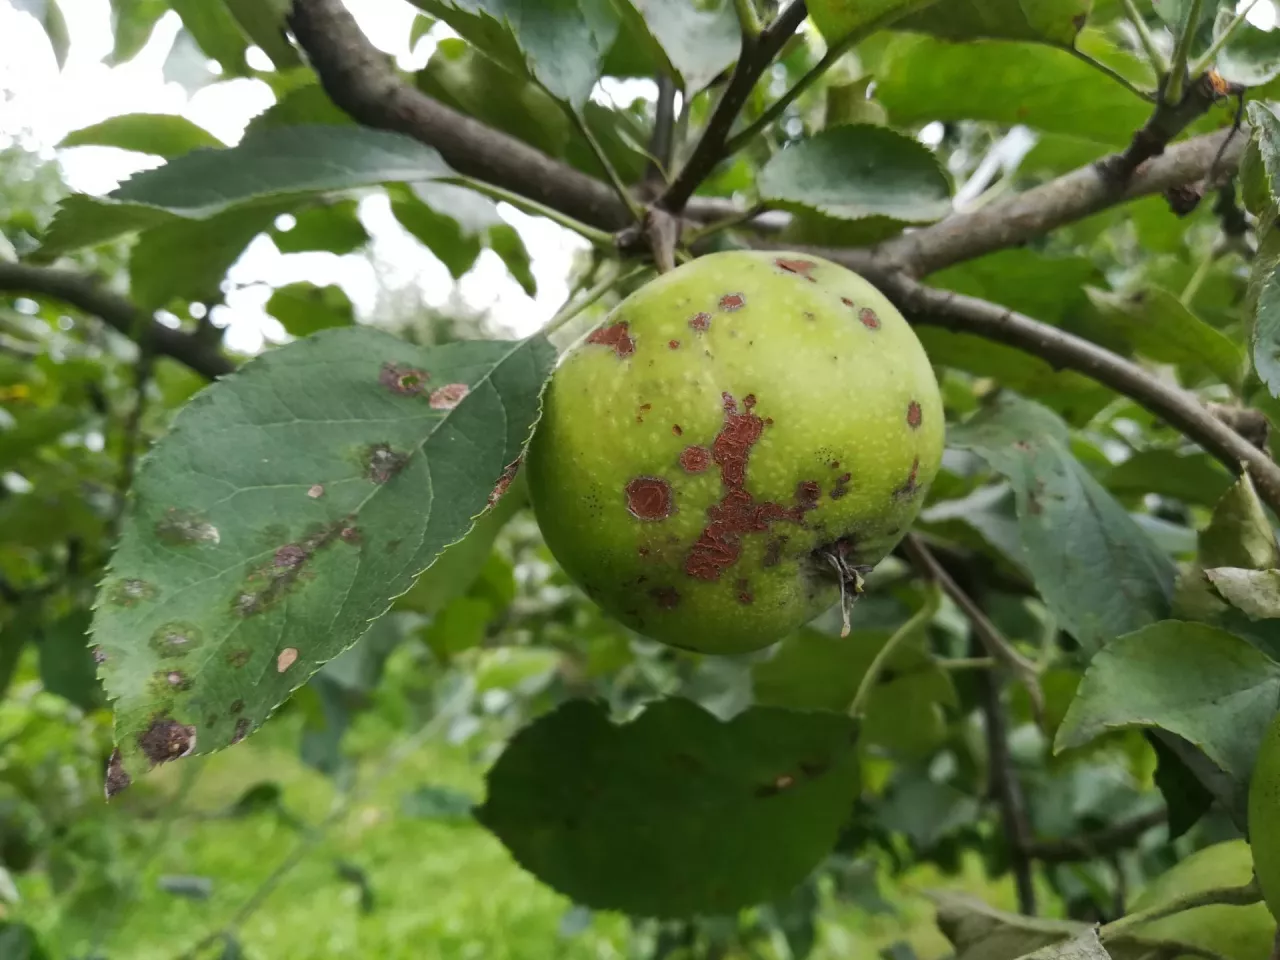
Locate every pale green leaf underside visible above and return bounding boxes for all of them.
[93,327,554,786]
[758,125,952,224]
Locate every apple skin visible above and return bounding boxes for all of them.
[526,250,944,655]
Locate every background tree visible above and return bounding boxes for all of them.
[5,0,1280,958]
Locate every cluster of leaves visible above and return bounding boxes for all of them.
[10,0,1280,957]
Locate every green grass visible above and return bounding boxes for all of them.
[13,676,1038,960]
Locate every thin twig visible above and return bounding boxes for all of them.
[848,587,940,719]
[658,0,808,213]
[543,264,651,337]
[724,0,940,157]
[683,203,766,246]
[448,176,617,246]
[1121,0,1170,73]
[567,107,644,221]
[901,534,1043,716]
[1165,0,1206,105]
[977,659,1037,915]
[1021,808,1167,863]
[1193,0,1262,74]
[1067,47,1158,101]
[1101,879,1261,940]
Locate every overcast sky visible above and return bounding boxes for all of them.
[0,0,590,352]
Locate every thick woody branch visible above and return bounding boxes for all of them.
[875,128,1245,277]
[882,275,1280,515]
[288,0,633,232]
[0,261,233,380]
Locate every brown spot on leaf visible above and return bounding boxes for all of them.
[227,649,251,668]
[859,307,881,330]
[907,400,922,428]
[232,718,251,745]
[155,508,220,547]
[719,293,745,311]
[775,258,817,280]
[277,648,299,673]
[165,670,189,690]
[625,476,674,521]
[668,339,680,350]
[831,473,851,500]
[339,525,362,545]
[689,312,712,332]
[137,717,196,766]
[105,749,131,800]
[429,383,469,410]
[230,699,244,714]
[489,457,522,507]
[379,362,428,396]
[685,394,816,581]
[366,444,408,484]
[150,623,201,659]
[586,321,636,358]
[93,646,106,665]
[307,484,325,499]
[650,586,680,609]
[109,578,156,606]
[274,544,306,569]
[680,445,712,473]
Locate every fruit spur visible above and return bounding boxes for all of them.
[527,251,944,655]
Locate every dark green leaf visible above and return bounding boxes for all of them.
[59,114,224,159]
[877,775,980,849]
[1200,473,1280,570]
[1150,731,1214,838]
[224,0,301,70]
[108,0,170,64]
[34,195,171,259]
[1056,620,1280,786]
[1104,449,1234,507]
[170,0,250,76]
[759,125,952,225]
[130,201,291,311]
[489,223,537,296]
[877,35,1149,145]
[1248,103,1280,397]
[927,249,1104,330]
[91,327,555,785]
[949,395,1176,653]
[476,698,860,918]
[389,186,484,280]
[0,922,49,960]
[1205,567,1280,619]
[898,0,1094,45]
[0,406,82,463]
[1085,286,1245,387]
[410,0,620,107]
[270,200,369,255]
[266,282,355,337]
[809,0,940,45]
[38,609,102,711]
[613,0,741,92]
[247,83,353,132]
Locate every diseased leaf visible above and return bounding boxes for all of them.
[949,395,1176,653]
[91,327,555,789]
[898,0,1094,46]
[1085,286,1245,388]
[1056,620,1280,786]
[877,34,1150,145]
[758,125,952,225]
[613,0,741,93]
[475,698,860,918]
[59,114,225,159]
[409,0,620,107]
[1205,567,1280,620]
